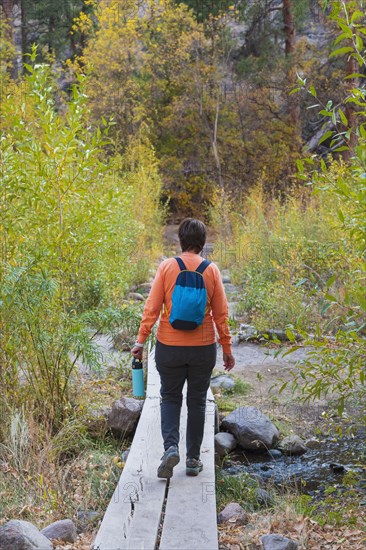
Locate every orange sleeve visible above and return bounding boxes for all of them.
[137,263,165,344]
[210,264,232,354]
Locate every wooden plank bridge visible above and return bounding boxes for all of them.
[92,347,218,550]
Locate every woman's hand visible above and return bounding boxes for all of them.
[223,352,235,371]
[131,346,143,361]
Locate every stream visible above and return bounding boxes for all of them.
[222,430,366,500]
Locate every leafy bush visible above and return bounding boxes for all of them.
[0,49,163,427]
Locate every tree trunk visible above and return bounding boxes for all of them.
[1,0,12,29]
[20,0,26,72]
[283,0,296,55]
[343,54,359,160]
[283,0,301,133]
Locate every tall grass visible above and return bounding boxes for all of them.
[211,184,354,332]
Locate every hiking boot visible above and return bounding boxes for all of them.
[157,445,180,478]
[186,458,203,476]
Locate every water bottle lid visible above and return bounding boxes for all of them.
[132,357,143,369]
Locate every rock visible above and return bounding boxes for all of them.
[136,282,152,294]
[222,275,231,284]
[113,330,133,351]
[76,511,101,533]
[108,397,143,437]
[255,488,274,508]
[279,435,307,456]
[267,449,283,460]
[238,324,302,343]
[329,463,346,473]
[261,533,299,550]
[210,374,235,390]
[249,473,265,487]
[121,449,130,462]
[0,520,53,550]
[305,437,321,449]
[238,324,258,342]
[221,406,279,450]
[215,432,237,457]
[127,292,145,302]
[41,519,77,543]
[86,407,109,437]
[217,502,248,525]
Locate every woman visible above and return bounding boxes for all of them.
[131,218,235,478]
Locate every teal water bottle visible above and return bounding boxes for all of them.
[132,357,145,397]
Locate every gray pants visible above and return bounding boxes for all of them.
[155,340,217,459]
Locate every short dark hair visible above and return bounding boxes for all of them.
[178,218,206,253]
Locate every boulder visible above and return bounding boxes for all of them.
[113,330,133,351]
[279,435,307,456]
[255,488,274,508]
[238,324,302,343]
[210,374,235,390]
[76,511,100,533]
[85,407,109,437]
[135,282,152,294]
[238,324,258,342]
[217,502,248,525]
[108,397,143,437]
[221,406,279,450]
[305,438,320,449]
[41,519,76,543]
[329,463,346,474]
[0,520,53,550]
[214,432,237,457]
[261,534,299,550]
[127,292,145,302]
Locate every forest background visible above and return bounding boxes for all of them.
[0,0,365,544]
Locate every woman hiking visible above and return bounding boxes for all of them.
[131,218,235,478]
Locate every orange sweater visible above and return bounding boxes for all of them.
[137,252,232,353]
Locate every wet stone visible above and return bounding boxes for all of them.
[267,449,283,460]
[261,533,299,550]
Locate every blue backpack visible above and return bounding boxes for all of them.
[169,257,211,330]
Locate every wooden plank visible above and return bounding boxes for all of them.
[93,347,218,550]
[159,390,218,550]
[92,352,166,550]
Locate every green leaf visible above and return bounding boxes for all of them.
[319,131,334,145]
[351,52,364,66]
[334,32,352,45]
[329,46,354,58]
[338,108,348,126]
[289,87,301,96]
[324,293,338,302]
[355,34,364,51]
[309,85,317,98]
[344,72,365,79]
[351,10,364,24]
[326,275,337,288]
[23,63,34,73]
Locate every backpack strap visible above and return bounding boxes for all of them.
[175,257,187,271]
[195,259,211,274]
